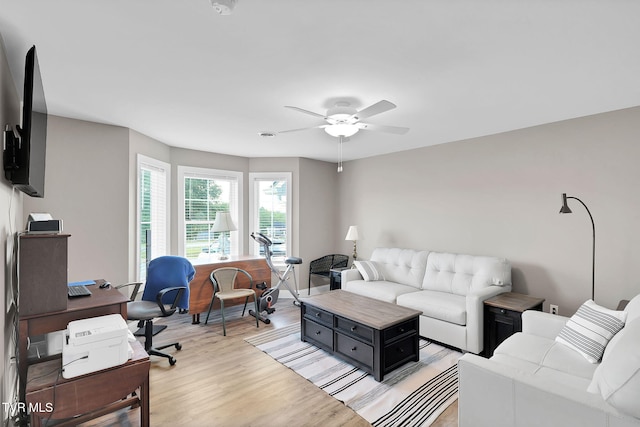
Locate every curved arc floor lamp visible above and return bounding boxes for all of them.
[559,193,596,302]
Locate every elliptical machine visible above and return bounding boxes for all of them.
[250,232,302,324]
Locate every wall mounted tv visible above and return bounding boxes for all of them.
[3,45,47,197]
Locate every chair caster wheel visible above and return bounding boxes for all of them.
[264,318,271,324]
[169,357,176,366]
[175,343,182,350]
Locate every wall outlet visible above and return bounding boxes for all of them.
[550,304,559,315]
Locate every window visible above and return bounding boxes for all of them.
[249,173,292,261]
[137,155,170,281]
[178,166,242,262]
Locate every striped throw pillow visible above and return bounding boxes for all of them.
[556,300,627,363]
[354,260,385,282]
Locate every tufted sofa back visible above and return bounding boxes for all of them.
[370,248,429,289]
[422,252,511,296]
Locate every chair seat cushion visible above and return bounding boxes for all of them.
[216,289,256,300]
[127,301,167,320]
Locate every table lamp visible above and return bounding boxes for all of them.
[211,212,236,260]
[345,226,359,262]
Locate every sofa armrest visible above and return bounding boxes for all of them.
[465,285,512,353]
[458,354,630,427]
[341,268,362,285]
[522,310,569,339]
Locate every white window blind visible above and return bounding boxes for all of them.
[249,173,292,261]
[137,155,170,281]
[178,166,242,262]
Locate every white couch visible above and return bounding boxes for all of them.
[341,247,512,354]
[458,294,640,427]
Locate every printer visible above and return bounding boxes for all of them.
[62,314,130,379]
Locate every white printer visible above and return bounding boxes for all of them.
[62,314,130,379]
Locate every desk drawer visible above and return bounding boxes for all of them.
[336,332,373,369]
[304,305,334,327]
[303,319,333,349]
[336,316,373,344]
[384,335,416,370]
[383,318,418,342]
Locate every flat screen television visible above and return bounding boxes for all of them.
[3,45,47,197]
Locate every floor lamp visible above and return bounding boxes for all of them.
[559,193,596,302]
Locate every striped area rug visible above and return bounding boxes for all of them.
[246,324,462,427]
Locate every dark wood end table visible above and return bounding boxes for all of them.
[483,292,545,358]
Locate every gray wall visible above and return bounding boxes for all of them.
[337,106,640,315]
[1,33,22,424]
[23,116,131,285]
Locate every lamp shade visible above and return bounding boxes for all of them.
[559,193,573,214]
[345,226,359,241]
[211,212,237,232]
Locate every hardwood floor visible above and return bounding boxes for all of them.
[80,299,458,426]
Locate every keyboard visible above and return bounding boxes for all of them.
[68,285,92,297]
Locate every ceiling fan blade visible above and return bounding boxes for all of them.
[353,100,396,120]
[278,124,327,133]
[284,106,327,119]
[356,122,410,135]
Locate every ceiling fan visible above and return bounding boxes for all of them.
[279,99,409,138]
[279,99,409,172]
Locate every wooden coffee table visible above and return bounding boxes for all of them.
[300,290,422,381]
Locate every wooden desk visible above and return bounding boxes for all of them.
[190,256,271,324]
[26,340,149,427]
[18,282,129,406]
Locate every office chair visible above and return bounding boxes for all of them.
[308,254,349,294]
[117,255,195,365]
[205,267,259,336]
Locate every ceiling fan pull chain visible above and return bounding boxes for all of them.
[338,136,344,173]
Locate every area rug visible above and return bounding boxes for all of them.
[246,324,462,427]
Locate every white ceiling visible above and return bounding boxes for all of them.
[1,0,639,164]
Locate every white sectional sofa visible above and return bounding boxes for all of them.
[341,247,512,354]
[458,294,640,427]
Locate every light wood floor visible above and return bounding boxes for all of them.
[80,299,458,427]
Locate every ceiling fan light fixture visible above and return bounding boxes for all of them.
[210,0,237,15]
[325,124,359,138]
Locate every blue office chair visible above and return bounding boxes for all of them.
[118,256,195,365]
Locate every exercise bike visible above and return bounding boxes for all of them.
[249,232,302,324]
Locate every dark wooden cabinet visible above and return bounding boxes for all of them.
[329,267,348,290]
[484,292,544,358]
[18,233,70,316]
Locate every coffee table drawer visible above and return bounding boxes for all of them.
[383,318,418,342]
[335,332,374,369]
[304,305,334,327]
[336,316,373,344]
[384,335,417,369]
[303,319,333,349]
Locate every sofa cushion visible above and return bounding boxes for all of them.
[494,332,556,365]
[396,290,466,326]
[370,248,429,289]
[421,252,511,296]
[341,279,418,304]
[353,260,385,281]
[587,318,640,419]
[555,300,627,363]
[494,332,597,380]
